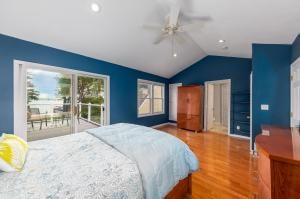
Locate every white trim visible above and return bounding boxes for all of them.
[14,60,110,79]
[167,122,177,126]
[138,112,165,118]
[151,122,176,128]
[292,57,300,66]
[13,60,110,140]
[137,79,165,118]
[229,133,251,140]
[72,74,77,133]
[204,79,231,136]
[13,62,27,140]
[291,57,300,127]
[137,79,165,86]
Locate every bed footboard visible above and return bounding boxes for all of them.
[165,174,192,199]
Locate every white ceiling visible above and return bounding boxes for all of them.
[0,0,299,78]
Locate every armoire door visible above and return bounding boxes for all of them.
[187,86,201,116]
[177,87,188,128]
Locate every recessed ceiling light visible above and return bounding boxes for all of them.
[173,53,177,57]
[219,39,225,43]
[91,3,100,12]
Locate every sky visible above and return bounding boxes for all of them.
[28,69,68,100]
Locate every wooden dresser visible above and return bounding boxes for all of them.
[256,125,300,199]
[177,85,204,132]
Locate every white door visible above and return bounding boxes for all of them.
[74,74,107,133]
[169,83,182,121]
[207,84,214,129]
[291,58,300,127]
[204,79,231,134]
[221,83,228,127]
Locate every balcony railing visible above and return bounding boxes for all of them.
[27,102,104,126]
[78,103,104,126]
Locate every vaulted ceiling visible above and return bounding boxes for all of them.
[0,0,299,78]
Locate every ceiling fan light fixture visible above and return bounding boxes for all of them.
[219,39,225,43]
[91,3,100,12]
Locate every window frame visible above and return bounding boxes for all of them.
[137,79,165,117]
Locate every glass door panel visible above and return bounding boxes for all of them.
[75,75,105,132]
[26,69,72,141]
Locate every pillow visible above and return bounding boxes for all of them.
[0,134,28,172]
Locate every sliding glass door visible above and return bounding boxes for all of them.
[26,69,73,141]
[16,61,109,141]
[75,75,105,132]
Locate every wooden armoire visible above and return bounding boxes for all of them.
[177,85,204,132]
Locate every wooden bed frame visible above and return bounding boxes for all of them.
[165,174,192,199]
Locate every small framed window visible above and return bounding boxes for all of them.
[138,79,165,117]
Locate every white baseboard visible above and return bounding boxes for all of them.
[151,122,176,128]
[229,134,250,140]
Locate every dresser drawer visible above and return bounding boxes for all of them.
[186,115,201,131]
[258,148,271,189]
[177,114,201,131]
[177,114,187,129]
[258,176,271,199]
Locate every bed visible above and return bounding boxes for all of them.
[0,123,199,199]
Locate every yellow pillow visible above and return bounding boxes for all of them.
[0,134,28,172]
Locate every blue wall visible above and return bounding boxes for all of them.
[170,56,252,134]
[292,34,300,63]
[252,44,291,142]
[0,34,169,134]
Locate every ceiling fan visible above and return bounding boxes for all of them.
[143,4,211,57]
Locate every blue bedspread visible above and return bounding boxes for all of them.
[87,123,199,199]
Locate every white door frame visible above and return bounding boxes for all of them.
[291,57,300,127]
[13,60,110,140]
[169,83,182,121]
[204,79,231,135]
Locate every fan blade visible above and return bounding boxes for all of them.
[169,4,180,27]
[180,14,212,24]
[153,33,168,44]
[178,16,211,31]
[178,22,204,31]
[142,24,163,31]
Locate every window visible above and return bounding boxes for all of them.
[138,79,165,117]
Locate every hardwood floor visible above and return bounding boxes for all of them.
[158,125,258,199]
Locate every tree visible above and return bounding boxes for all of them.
[57,76,105,123]
[57,76,104,104]
[27,73,40,103]
[57,76,71,97]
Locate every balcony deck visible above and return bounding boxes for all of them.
[27,118,99,142]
